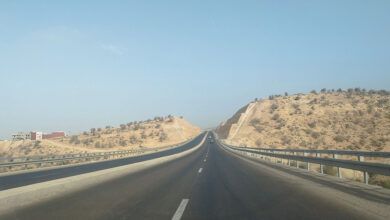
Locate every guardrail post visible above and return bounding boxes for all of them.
[304,152,309,170]
[334,154,342,178]
[287,152,290,166]
[294,152,299,168]
[316,153,323,174]
[359,156,368,184]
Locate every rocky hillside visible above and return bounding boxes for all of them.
[216,89,390,151]
[0,116,202,158]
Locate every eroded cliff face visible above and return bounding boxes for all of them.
[215,103,252,139]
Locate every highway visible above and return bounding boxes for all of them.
[1,133,390,219]
[0,132,206,190]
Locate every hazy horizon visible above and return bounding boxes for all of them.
[1,0,390,140]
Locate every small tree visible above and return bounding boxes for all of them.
[159,132,167,142]
[119,140,126,147]
[82,139,89,145]
[69,135,79,144]
[270,103,279,111]
[310,90,317,94]
[120,124,126,130]
[129,135,137,144]
[320,88,326,93]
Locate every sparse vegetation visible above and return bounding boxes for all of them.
[333,135,345,143]
[308,122,316,128]
[216,88,390,155]
[271,113,280,120]
[69,136,80,144]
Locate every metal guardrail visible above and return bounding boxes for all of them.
[231,146,390,158]
[218,140,390,185]
[0,137,196,172]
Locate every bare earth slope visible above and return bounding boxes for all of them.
[0,116,202,158]
[216,91,390,151]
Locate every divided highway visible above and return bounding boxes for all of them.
[1,133,390,219]
[0,132,206,190]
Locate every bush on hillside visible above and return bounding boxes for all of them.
[95,141,101,148]
[271,113,280,120]
[333,135,345,142]
[69,136,80,144]
[129,135,137,144]
[255,139,262,147]
[311,132,320,139]
[250,118,260,126]
[119,140,126,147]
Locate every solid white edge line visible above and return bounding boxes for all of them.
[172,199,189,220]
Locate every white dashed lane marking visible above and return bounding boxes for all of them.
[172,199,189,220]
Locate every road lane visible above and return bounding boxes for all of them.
[2,133,390,220]
[1,134,211,220]
[0,132,206,190]
[183,136,390,219]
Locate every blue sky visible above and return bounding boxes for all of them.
[1,0,390,139]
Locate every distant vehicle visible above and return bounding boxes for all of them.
[209,140,214,143]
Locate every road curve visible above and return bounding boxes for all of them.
[0,132,206,190]
[1,133,390,219]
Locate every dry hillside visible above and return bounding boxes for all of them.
[216,89,390,151]
[0,116,202,158]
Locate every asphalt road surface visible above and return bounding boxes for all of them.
[2,133,389,220]
[0,132,206,190]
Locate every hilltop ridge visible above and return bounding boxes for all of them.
[0,116,202,158]
[216,88,390,151]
